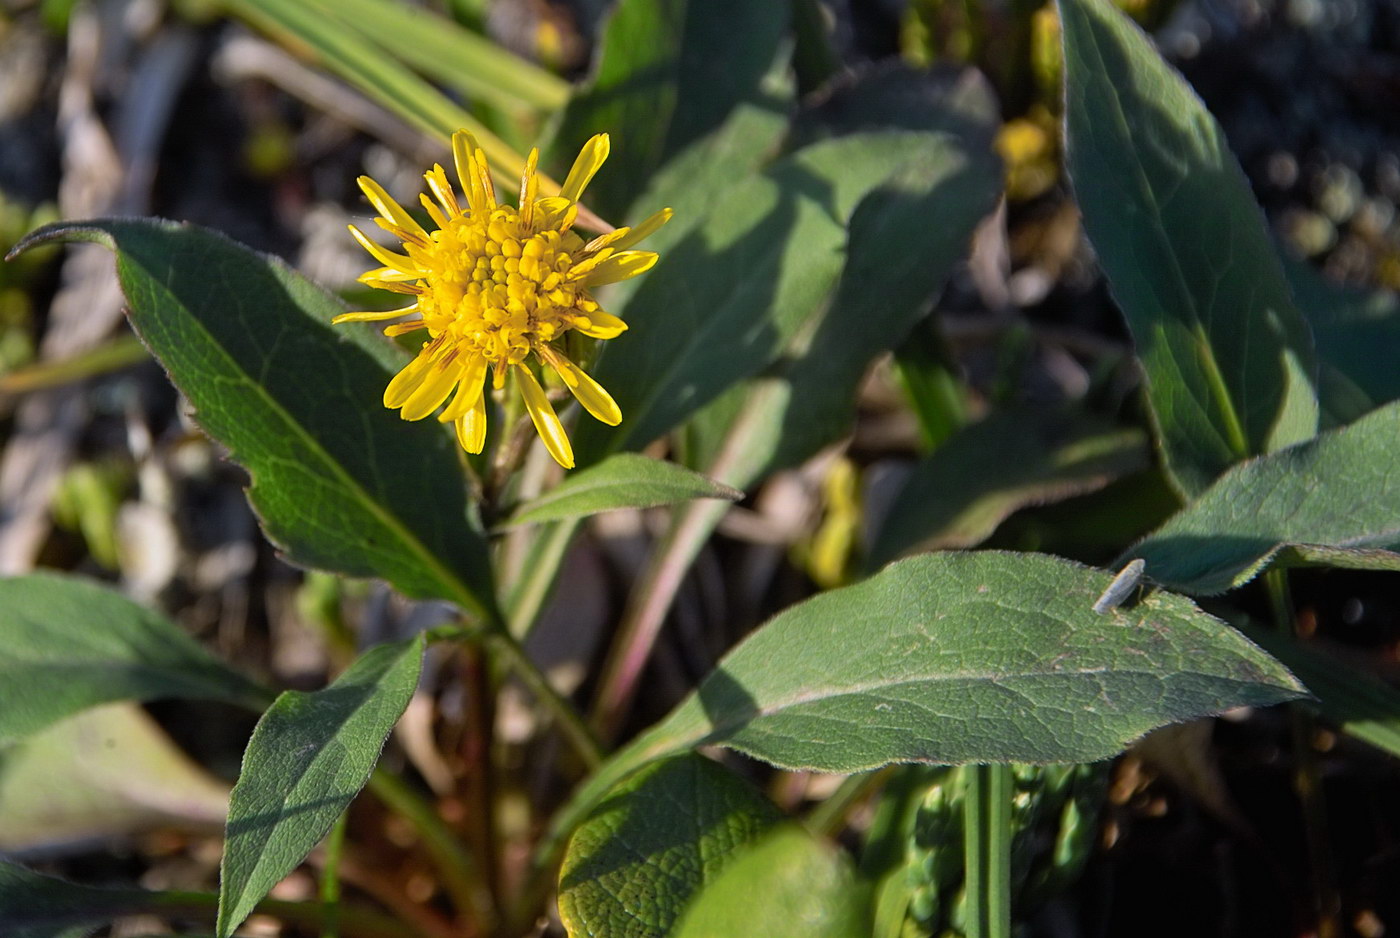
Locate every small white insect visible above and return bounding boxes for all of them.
[1093,558,1146,615]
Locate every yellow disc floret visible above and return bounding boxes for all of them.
[335,132,670,469]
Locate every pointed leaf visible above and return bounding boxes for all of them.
[673,827,866,938]
[0,861,150,938]
[0,573,268,745]
[217,636,424,938]
[638,551,1304,772]
[558,754,782,938]
[10,220,496,616]
[868,408,1148,569]
[504,454,741,527]
[1059,0,1318,496]
[1126,401,1400,594]
[548,551,1305,858]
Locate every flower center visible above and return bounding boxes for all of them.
[412,205,594,367]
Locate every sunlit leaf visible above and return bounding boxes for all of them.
[559,754,782,938]
[673,827,866,938]
[11,220,496,617]
[504,454,741,527]
[1126,401,1400,594]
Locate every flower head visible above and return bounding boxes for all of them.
[335,132,670,468]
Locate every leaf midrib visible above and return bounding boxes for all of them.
[123,241,487,617]
[1067,0,1250,462]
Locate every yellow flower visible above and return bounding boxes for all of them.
[335,131,670,469]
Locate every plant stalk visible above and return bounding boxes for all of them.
[964,763,1012,938]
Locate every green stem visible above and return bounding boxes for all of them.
[320,810,348,938]
[964,764,1012,938]
[367,769,492,931]
[1264,569,1341,938]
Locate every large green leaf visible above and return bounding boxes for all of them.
[547,552,1303,857]
[1125,401,1400,594]
[0,573,268,745]
[672,827,866,938]
[868,408,1148,569]
[1059,0,1318,497]
[218,636,424,938]
[575,131,965,466]
[11,220,496,617]
[546,0,789,220]
[558,754,782,938]
[504,454,741,527]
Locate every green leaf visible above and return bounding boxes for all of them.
[1284,256,1400,411]
[547,552,1304,856]
[546,0,790,220]
[1125,401,1400,594]
[1059,0,1318,497]
[217,636,424,938]
[640,551,1303,771]
[576,131,963,466]
[504,454,741,527]
[0,860,147,938]
[558,754,782,938]
[11,220,496,617]
[867,408,1148,570]
[0,573,268,745]
[672,827,866,938]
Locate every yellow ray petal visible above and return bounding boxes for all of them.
[438,355,490,422]
[358,175,428,240]
[560,134,610,202]
[456,393,488,453]
[572,307,628,339]
[610,207,672,250]
[518,148,540,229]
[425,164,461,218]
[452,131,481,210]
[419,193,449,230]
[400,355,467,421]
[348,225,416,272]
[579,250,658,286]
[515,365,574,469]
[331,306,418,324]
[383,321,427,337]
[548,354,621,426]
[383,346,439,408]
